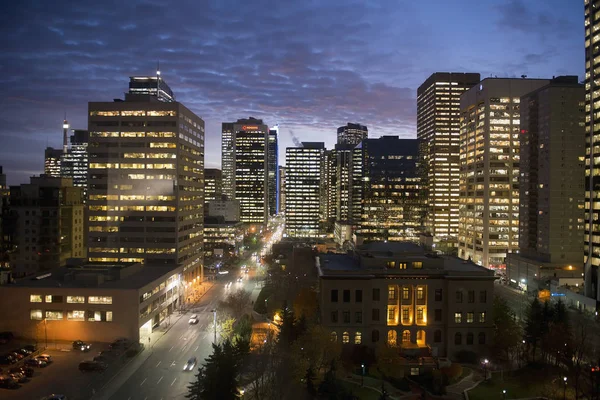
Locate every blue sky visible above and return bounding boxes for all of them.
[0,0,583,184]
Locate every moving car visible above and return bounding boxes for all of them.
[188,314,199,325]
[182,357,197,371]
[35,354,52,364]
[72,341,91,352]
[237,277,243,283]
[78,360,106,372]
[24,359,47,368]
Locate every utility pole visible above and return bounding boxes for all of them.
[44,318,48,349]
[212,309,217,344]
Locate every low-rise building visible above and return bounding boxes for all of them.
[203,216,243,258]
[317,242,494,361]
[207,199,240,223]
[0,262,183,344]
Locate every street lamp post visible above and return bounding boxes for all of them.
[563,376,567,400]
[212,309,217,344]
[503,389,506,399]
[361,363,365,387]
[483,359,489,381]
[43,318,48,349]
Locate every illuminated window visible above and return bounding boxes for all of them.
[30,310,42,320]
[121,110,145,116]
[342,331,350,344]
[413,262,423,269]
[399,263,407,269]
[30,295,42,303]
[106,311,113,322]
[467,312,474,323]
[354,332,362,345]
[479,312,486,323]
[402,330,411,342]
[417,309,424,322]
[416,287,424,300]
[67,310,85,321]
[388,307,396,320]
[402,308,409,322]
[67,296,85,304]
[402,287,409,300]
[386,261,396,268]
[45,310,64,320]
[387,330,397,346]
[331,332,337,342]
[88,296,112,305]
[454,312,462,323]
[388,286,396,300]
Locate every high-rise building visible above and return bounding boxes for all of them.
[417,73,480,240]
[268,126,279,216]
[585,1,600,305]
[458,78,549,268]
[44,147,63,177]
[278,166,286,215]
[506,76,585,290]
[221,118,269,224]
[87,73,204,282]
[324,150,337,228]
[285,142,325,238]
[358,136,423,242]
[61,129,90,201]
[204,169,222,202]
[9,175,85,278]
[337,123,368,146]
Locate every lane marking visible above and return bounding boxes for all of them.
[171,360,176,367]
[155,361,161,368]
[169,345,174,352]
[171,377,177,386]
[140,377,147,386]
[194,345,199,352]
[157,376,163,384]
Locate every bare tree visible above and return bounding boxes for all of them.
[220,289,252,319]
[570,317,591,399]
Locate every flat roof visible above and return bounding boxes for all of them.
[358,242,422,253]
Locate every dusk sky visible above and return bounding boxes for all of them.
[0,0,583,185]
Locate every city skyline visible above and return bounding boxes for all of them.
[0,0,582,185]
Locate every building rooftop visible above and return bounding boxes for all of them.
[6,262,181,290]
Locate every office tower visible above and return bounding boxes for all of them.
[44,147,63,177]
[127,75,175,102]
[285,142,325,238]
[506,76,585,290]
[337,123,368,146]
[61,130,90,201]
[268,126,279,216]
[417,73,481,240]
[204,169,222,202]
[358,136,423,242]
[585,1,600,304]
[221,118,269,224]
[324,150,337,226]
[278,166,286,215]
[458,78,549,268]
[0,166,12,274]
[207,199,240,222]
[87,73,204,282]
[0,166,5,189]
[9,175,85,278]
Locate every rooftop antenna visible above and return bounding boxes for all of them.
[62,111,69,153]
[521,74,527,79]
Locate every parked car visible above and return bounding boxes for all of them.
[40,395,67,400]
[0,332,14,345]
[182,357,197,371]
[25,359,47,368]
[92,355,110,364]
[14,348,32,356]
[72,341,91,352]
[8,371,27,383]
[188,314,199,324]
[0,355,16,365]
[35,354,52,364]
[78,360,106,372]
[109,338,131,349]
[10,366,34,378]
[0,375,19,389]
[8,352,24,361]
[22,344,37,353]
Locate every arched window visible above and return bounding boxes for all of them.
[466,332,474,345]
[342,331,350,344]
[372,329,380,343]
[330,332,337,343]
[416,330,426,346]
[355,332,362,345]
[454,332,462,345]
[402,330,411,343]
[478,332,486,345]
[387,330,398,346]
[434,330,442,343]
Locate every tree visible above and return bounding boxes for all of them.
[524,297,544,361]
[221,289,252,319]
[570,317,592,399]
[187,339,246,400]
[373,343,404,379]
[492,297,521,366]
[293,287,318,321]
[291,325,342,380]
[305,366,317,396]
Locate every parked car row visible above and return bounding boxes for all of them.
[0,346,54,390]
[0,344,39,366]
[78,337,134,373]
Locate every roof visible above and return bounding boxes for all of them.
[358,242,422,253]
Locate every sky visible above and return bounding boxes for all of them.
[0,0,584,185]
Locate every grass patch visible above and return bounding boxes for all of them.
[337,379,382,400]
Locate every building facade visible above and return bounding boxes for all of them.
[417,73,480,241]
[204,168,222,203]
[285,142,325,238]
[337,123,368,146]
[203,216,243,258]
[359,137,423,242]
[207,199,240,222]
[278,166,286,215]
[268,126,278,216]
[44,148,63,178]
[87,75,204,282]
[584,0,600,305]
[317,242,495,360]
[458,78,549,268]
[9,176,85,278]
[61,129,90,201]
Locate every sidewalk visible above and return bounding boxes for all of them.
[92,281,215,400]
[446,369,483,400]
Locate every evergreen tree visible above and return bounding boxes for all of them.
[524,298,543,360]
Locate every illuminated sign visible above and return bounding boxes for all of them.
[241,126,259,130]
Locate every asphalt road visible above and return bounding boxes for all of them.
[106,275,256,400]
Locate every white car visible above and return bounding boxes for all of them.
[188,315,199,325]
[183,356,197,371]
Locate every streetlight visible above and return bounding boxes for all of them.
[43,318,48,349]
[483,359,489,380]
[502,389,506,399]
[211,309,217,344]
[361,363,365,387]
[240,389,245,399]
[563,376,567,400]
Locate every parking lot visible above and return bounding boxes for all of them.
[0,340,136,400]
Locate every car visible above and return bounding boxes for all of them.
[109,338,131,349]
[8,352,24,361]
[10,366,34,378]
[24,359,47,368]
[188,314,199,325]
[93,355,110,364]
[40,394,68,400]
[35,354,52,363]
[15,348,32,356]
[22,344,37,353]
[0,355,16,365]
[182,357,197,371]
[72,341,91,352]
[8,371,27,383]
[0,332,14,345]
[237,277,243,283]
[0,375,19,389]
[78,360,106,372]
